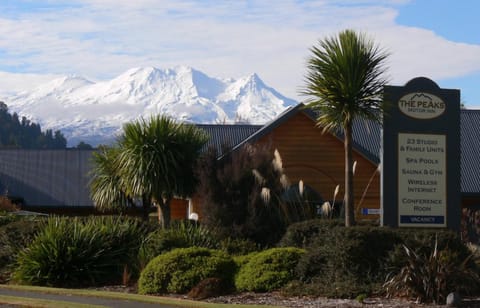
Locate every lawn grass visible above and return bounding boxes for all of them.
[0,294,106,308]
[0,284,281,308]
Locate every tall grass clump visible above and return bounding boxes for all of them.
[14,216,146,287]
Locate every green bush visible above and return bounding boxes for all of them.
[0,213,19,227]
[278,218,344,248]
[278,218,381,248]
[219,237,259,256]
[232,251,260,269]
[290,226,399,298]
[0,218,42,282]
[138,247,236,295]
[283,224,475,299]
[14,216,146,287]
[138,220,219,268]
[386,229,471,272]
[384,240,480,304]
[235,247,305,292]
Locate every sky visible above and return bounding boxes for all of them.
[0,0,479,107]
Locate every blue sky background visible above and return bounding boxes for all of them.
[0,0,479,107]
[396,0,480,105]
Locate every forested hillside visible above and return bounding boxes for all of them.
[0,102,67,149]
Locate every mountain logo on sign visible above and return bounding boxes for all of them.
[398,92,445,120]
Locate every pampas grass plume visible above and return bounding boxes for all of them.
[298,180,304,197]
[261,187,271,204]
[272,149,283,172]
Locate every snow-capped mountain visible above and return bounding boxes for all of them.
[1,66,297,146]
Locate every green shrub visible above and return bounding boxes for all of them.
[14,216,146,287]
[283,224,474,299]
[138,220,219,268]
[384,240,480,304]
[138,247,236,295]
[219,237,259,256]
[0,196,41,227]
[278,218,378,248]
[0,196,19,214]
[0,218,42,282]
[278,218,344,248]
[0,213,19,227]
[386,229,471,272]
[299,227,397,278]
[235,247,305,292]
[233,251,260,269]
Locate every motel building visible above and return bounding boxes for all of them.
[0,78,479,238]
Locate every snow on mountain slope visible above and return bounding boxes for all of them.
[1,66,297,146]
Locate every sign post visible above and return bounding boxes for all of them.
[381,77,461,230]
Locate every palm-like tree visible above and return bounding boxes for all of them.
[302,29,389,226]
[90,146,131,212]
[91,145,155,220]
[116,115,208,228]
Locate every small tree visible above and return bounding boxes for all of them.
[90,115,208,227]
[301,29,389,226]
[116,115,207,228]
[90,146,134,214]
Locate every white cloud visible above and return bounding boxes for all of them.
[0,0,479,100]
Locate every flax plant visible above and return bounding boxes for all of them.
[384,238,480,304]
[14,216,145,287]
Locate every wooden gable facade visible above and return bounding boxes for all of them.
[186,104,382,221]
[245,111,380,220]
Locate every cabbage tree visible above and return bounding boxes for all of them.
[302,29,389,226]
[116,115,208,228]
[90,115,208,227]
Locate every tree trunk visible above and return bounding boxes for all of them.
[344,122,356,227]
[141,194,150,222]
[156,197,171,229]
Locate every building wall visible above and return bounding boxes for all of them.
[0,149,95,207]
[171,198,188,220]
[255,112,381,219]
[191,112,381,220]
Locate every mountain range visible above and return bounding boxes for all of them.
[1,66,298,146]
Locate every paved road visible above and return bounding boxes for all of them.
[0,288,175,308]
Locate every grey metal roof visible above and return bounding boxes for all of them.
[460,110,480,194]
[196,124,262,155]
[338,118,381,165]
[197,104,480,195]
[231,104,307,152]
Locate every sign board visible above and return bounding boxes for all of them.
[361,208,381,215]
[381,77,460,230]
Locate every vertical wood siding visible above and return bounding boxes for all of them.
[255,112,380,220]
